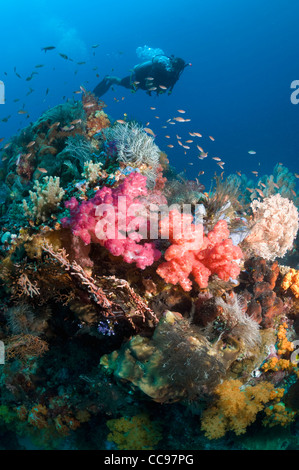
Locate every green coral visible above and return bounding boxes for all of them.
[0,405,16,425]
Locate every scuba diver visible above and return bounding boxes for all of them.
[94,46,191,98]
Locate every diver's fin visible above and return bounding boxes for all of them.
[93,76,122,97]
[93,76,113,97]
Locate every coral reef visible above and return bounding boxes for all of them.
[0,91,298,450]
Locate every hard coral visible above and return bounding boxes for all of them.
[22,176,65,224]
[156,210,243,291]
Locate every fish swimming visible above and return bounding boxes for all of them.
[41,46,56,52]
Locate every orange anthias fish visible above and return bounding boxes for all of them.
[26,141,36,148]
[173,117,186,122]
[144,127,156,137]
[256,189,265,198]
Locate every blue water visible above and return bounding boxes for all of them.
[0,0,298,186]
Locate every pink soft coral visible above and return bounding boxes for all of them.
[61,172,161,270]
[156,210,243,291]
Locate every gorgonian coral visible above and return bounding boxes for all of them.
[156,210,243,291]
[244,194,299,260]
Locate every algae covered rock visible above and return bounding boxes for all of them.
[100,310,231,403]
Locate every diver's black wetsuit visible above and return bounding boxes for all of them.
[93,55,190,97]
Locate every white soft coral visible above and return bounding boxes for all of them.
[244,194,299,260]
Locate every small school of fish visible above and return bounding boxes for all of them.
[0,44,296,202]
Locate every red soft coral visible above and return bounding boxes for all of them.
[156,210,243,291]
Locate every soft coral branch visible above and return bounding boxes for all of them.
[157,210,243,291]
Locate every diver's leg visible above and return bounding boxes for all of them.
[119,76,132,89]
[93,75,132,97]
